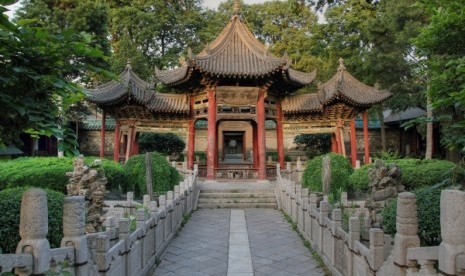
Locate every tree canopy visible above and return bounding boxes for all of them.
[1,0,109,154]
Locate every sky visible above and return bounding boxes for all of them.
[202,0,270,9]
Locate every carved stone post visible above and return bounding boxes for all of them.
[319,201,330,252]
[369,228,384,271]
[322,155,331,194]
[95,235,110,273]
[392,192,420,275]
[61,196,88,276]
[439,190,465,275]
[348,217,360,276]
[145,152,153,200]
[15,189,51,275]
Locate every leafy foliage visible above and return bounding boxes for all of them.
[138,133,186,156]
[382,185,443,246]
[414,1,465,152]
[0,157,128,193]
[348,164,372,193]
[124,152,182,196]
[0,187,64,253]
[0,1,110,154]
[348,158,456,192]
[294,134,331,159]
[302,153,353,197]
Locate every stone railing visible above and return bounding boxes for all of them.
[0,169,199,276]
[276,170,386,276]
[276,169,465,276]
[378,189,465,276]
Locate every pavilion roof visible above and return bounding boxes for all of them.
[318,58,392,106]
[86,62,189,115]
[154,8,315,91]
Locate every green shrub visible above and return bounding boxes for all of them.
[302,153,353,198]
[0,157,128,193]
[85,158,129,192]
[294,134,331,159]
[394,159,455,190]
[124,152,182,196]
[139,132,186,156]
[0,187,64,253]
[382,185,443,246]
[348,164,372,193]
[348,159,456,192]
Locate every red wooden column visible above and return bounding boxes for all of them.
[125,126,134,162]
[335,122,342,154]
[132,132,139,155]
[113,121,120,162]
[252,123,258,168]
[206,88,217,180]
[331,134,338,153]
[350,119,357,167]
[257,89,267,180]
[100,110,106,158]
[276,100,285,169]
[363,111,370,164]
[187,95,195,169]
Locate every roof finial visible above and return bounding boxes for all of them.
[126,59,132,70]
[233,0,240,15]
[338,57,346,72]
[188,47,193,59]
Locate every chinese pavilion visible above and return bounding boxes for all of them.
[86,2,391,181]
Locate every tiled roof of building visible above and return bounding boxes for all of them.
[282,93,322,113]
[86,62,152,106]
[155,12,315,89]
[86,62,188,114]
[319,58,392,106]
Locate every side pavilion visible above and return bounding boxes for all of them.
[86,5,391,181]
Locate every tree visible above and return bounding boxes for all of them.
[138,132,186,156]
[107,0,207,79]
[0,0,109,155]
[16,0,111,84]
[415,0,465,152]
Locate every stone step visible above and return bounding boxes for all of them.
[199,193,275,198]
[198,198,276,204]
[197,203,278,209]
[200,188,275,194]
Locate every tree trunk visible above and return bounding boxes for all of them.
[425,90,433,160]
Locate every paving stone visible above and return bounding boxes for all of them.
[151,208,324,276]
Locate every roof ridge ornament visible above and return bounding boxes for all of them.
[188,47,194,59]
[338,57,346,72]
[233,0,240,16]
[126,59,132,70]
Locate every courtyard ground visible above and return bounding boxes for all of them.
[150,209,325,276]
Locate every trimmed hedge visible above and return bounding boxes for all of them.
[124,152,182,196]
[382,185,443,246]
[349,158,456,192]
[302,153,353,197]
[0,187,64,253]
[0,157,128,193]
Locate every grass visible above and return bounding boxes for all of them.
[281,211,332,276]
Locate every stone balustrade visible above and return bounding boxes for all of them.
[0,169,199,276]
[276,170,465,276]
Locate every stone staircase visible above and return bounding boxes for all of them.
[197,182,278,209]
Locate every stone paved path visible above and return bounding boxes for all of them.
[152,209,325,276]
